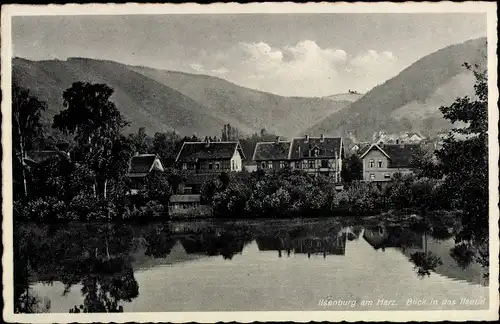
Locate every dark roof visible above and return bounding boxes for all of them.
[169,194,201,203]
[360,144,421,168]
[128,154,160,174]
[355,143,371,156]
[25,150,68,164]
[176,141,244,163]
[382,144,421,168]
[289,137,342,160]
[252,141,291,161]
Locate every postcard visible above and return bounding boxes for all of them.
[1,2,498,323]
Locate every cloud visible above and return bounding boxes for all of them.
[190,63,204,72]
[188,41,400,96]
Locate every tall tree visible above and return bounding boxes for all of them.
[53,82,129,200]
[436,63,488,243]
[12,84,47,199]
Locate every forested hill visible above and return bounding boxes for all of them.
[12,58,352,138]
[306,37,487,140]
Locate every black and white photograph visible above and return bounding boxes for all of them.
[1,2,498,323]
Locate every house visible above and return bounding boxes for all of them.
[175,138,245,192]
[252,134,344,182]
[127,154,164,194]
[24,150,70,165]
[175,138,245,173]
[360,143,421,182]
[253,137,291,171]
[168,194,212,217]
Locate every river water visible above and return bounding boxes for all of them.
[17,217,489,312]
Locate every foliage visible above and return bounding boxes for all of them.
[341,154,363,183]
[435,64,488,243]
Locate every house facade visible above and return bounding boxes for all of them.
[360,143,420,182]
[127,154,164,194]
[168,194,212,217]
[175,139,245,192]
[252,135,343,183]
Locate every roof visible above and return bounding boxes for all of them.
[360,144,421,168]
[289,136,342,160]
[252,141,291,161]
[25,150,69,164]
[128,154,162,175]
[169,194,201,203]
[176,141,245,163]
[382,144,421,168]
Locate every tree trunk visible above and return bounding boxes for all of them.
[15,112,28,198]
[103,178,107,200]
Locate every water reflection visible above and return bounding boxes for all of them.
[15,217,489,313]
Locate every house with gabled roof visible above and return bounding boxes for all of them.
[175,138,245,193]
[127,154,164,193]
[253,137,291,171]
[252,134,344,182]
[359,143,421,182]
[24,150,70,166]
[175,138,245,173]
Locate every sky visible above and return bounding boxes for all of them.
[12,13,486,97]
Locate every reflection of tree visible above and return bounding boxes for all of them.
[409,232,443,278]
[144,225,176,258]
[410,251,443,278]
[14,223,140,313]
[68,258,138,313]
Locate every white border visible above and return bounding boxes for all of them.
[2,2,498,323]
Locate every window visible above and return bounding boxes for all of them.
[370,174,376,180]
[208,163,213,170]
[295,161,301,169]
[384,173,391,179]
[378,160,383,168]
[268,161,273,169]
[321,160,329,168]
[280,161,285,169]
[261,162,266,169]
[369,159,374,168]
[182,163,187,170]
[308,160,315,169]
[232,160,235,171]
[215,162,220,170]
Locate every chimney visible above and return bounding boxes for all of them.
[276,136,280,143]
[205,136,210,147]
[320,134,325,142]
[396,139,399,145]
[304,135,309,143]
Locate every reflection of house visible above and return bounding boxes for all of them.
[127,154,164,194]
[252,135,344,182]
[179,232,250,259]
[256,232,346,258]
[363,226,424,250]
[360,143,421,182]
[168,194,212,217]
[175,139,245,192]
[24,150,70,165]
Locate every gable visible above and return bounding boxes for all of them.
[289,137,342,159]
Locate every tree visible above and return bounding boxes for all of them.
[12,84,47,199]
[436,63,488,243]
[152,131,181,168]
[341,154,363,183]
[129,127,151,154]
[53,82,129,200]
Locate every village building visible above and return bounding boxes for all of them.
[175,138,245,193]
[127,154,164,194]
[359,143,421,183]
[252,137,292,171]
[24,150,70,165]
[168,194,212,217]
[252,134,344,183]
